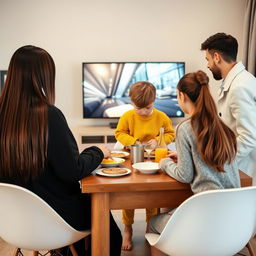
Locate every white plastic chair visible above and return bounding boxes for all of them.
[0,183,91,255]
[146,186,256,256]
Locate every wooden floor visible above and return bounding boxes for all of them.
[0,209,255,255]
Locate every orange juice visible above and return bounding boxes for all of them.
[155,148,168,162]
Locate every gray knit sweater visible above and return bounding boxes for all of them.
[161,119,241,193]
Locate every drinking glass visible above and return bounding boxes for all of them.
[130,144,144,164]
[144,144,155,161]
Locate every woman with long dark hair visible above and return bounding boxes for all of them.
[148,70,240,256]
[0,45,122,255]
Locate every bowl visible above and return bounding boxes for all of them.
[132,162,160,174]
[101,157,125,167]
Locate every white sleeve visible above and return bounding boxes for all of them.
[230,80,256,165]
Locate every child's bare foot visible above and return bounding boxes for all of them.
[122,225,133,251]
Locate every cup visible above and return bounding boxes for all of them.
[130,144,145,164]
[155,147,168,162]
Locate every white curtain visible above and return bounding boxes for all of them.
[242,0,256,76]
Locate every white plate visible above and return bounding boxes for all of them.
[132,162,160,174]
[95,168,131,177]
[111,151,130,158]
[101,157,125,167]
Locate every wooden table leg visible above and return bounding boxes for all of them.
[91,192,110,256]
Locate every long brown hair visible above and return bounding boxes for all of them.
[177,70,237,172]
[0,45,55,181]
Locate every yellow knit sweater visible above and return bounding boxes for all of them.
[115,108,175,146]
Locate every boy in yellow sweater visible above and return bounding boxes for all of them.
[115,81,175,250]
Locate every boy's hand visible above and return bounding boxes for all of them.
[147,139,158,148]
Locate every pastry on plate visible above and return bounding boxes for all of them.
[111,152,126,158]
[102,168,128,174]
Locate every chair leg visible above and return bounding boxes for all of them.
[12,248,19,256]
[69,245,78,256]
[246,240,256,256]
[69,236,91,256]
[84,235,91,251]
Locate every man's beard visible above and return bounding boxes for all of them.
[210,64,222,80]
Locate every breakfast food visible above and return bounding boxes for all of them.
[102,168,128,174]
[101,157,125,165]
[111,152,126,158]
[101,158,118,164]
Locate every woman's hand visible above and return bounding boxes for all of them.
[167,150,178,163]
[97,145,111,158]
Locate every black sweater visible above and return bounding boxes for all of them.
[0,105,104,230]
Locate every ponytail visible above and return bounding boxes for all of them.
[177,70,237,172]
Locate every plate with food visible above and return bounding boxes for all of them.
[111,151,130,158]
[101,157,125,167]
[96,167,131,177]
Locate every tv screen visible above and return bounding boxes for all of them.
[82,62,185,118]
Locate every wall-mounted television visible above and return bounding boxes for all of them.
[82,62,185,119]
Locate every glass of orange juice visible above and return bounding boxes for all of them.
[155,147,168,162]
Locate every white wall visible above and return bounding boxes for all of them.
[0,0,246,128]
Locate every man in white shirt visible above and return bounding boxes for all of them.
[201,33,256,183]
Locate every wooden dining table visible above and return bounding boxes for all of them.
[81,157,252,256]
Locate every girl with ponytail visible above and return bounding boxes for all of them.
[177,70,238,173]
[148,71,240,249]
